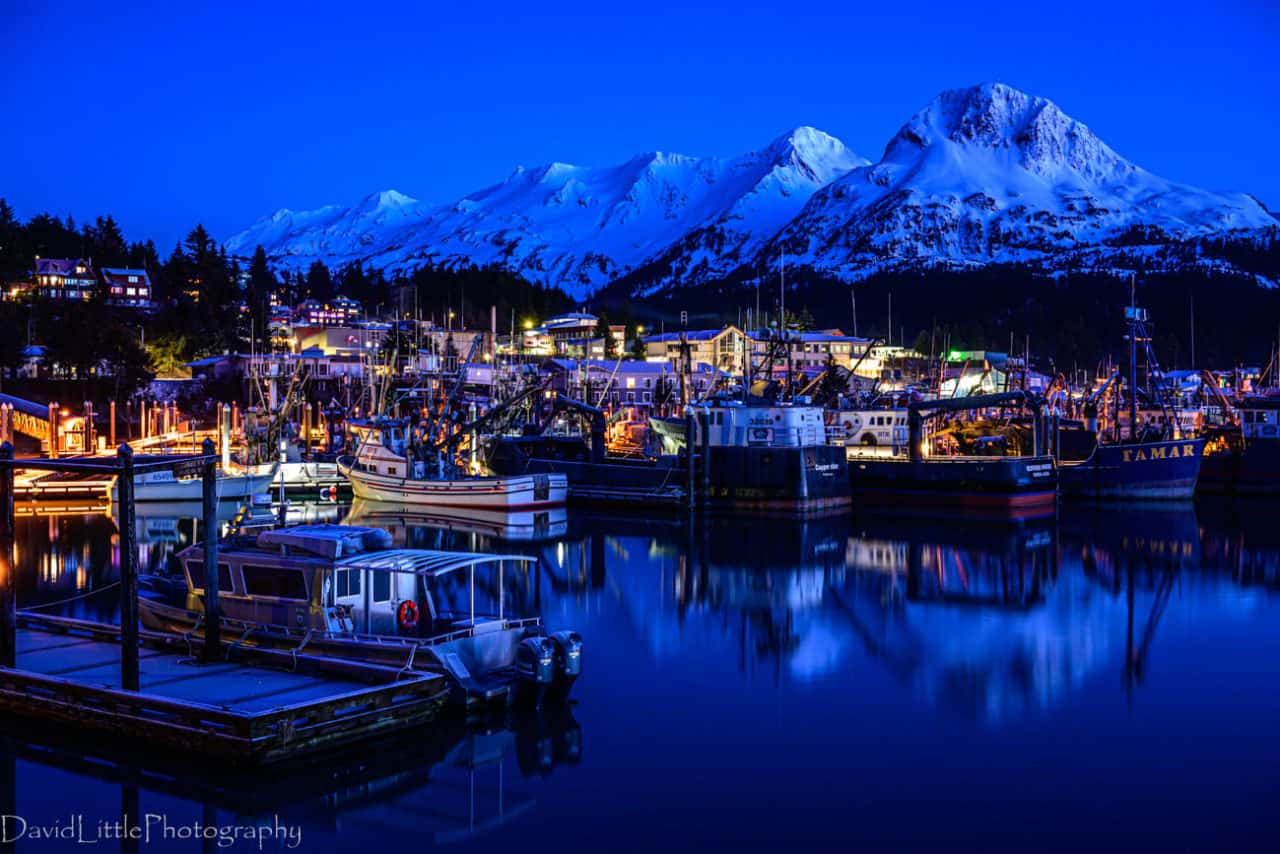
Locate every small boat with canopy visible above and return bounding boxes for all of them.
[139,524,581,706]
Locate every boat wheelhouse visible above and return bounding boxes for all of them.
[140,524,581,706]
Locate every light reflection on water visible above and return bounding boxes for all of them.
[5,498,1280,850]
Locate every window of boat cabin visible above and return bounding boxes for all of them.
[335,568,361,598]
[185,561,233,593]
[372,570,391,603]
[241,565,308,600]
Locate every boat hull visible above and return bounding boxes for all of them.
[339,462,568,511]
[486,437,687,508]
[848,455,1057,517]
[1059,439,1204,500]
[111,471,277,503]
[701,445,850,511]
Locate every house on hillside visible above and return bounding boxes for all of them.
[30,258,97,301]
[100,267,155,308]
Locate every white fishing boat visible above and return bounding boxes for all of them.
[110,465,278,503]
[338,419,567,511]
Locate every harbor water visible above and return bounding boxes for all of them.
[4,499,1279,851]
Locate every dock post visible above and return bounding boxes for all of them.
[908,408,923,462]
[685,410,696,511]
[0,442,15,669]
[201,439,221,660]
[48,401,60,458]
[109,400,117,448]
[700,410,710,501]
[117,443,140,691]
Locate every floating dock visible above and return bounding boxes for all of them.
[0,612,449,765]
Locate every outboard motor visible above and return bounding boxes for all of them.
[546,631,582,702]
[513,636,555,707]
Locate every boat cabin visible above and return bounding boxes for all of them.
[1239,398,1280,441]
[694,402,828,449]
[177,525,540,640]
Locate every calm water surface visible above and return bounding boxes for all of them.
[4,499,1279,852]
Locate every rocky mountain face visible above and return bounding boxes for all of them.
[227,84,1277,299]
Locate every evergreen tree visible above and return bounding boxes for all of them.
[305,260,334,302]
[0,198,24,277]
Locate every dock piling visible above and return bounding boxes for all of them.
[0,442,14,669]
[117,444,140,691]
[201,438,221,659]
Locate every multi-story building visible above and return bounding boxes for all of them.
[100,267,154,308]
[30,258,97,301]
[541,358,720,409]
[520,312,626,357]
[295,296,363,326]
[643,327,746,372]
[746,330,874,373]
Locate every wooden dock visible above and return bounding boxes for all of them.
[12,467,113,500]
[0,612,449,765]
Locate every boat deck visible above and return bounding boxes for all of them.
[0,614,449,765]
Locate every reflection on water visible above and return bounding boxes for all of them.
[7,497,1280,849]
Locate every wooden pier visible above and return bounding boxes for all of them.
[0,441,449,765]
[1,613,448,765]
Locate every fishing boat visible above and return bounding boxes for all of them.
[138,524,582,706]
[110,465,277,503]
[485,395,688,508]
[846,391,1058,517]
[687,399,851,511]
[338,418,567,511]
[1057,434,1204,499]
[1199,396,1280,496]
[1056,305,1203,500]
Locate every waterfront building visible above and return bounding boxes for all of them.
[541,358,719,409]
[520,312,626,357]
[643,327,746,372]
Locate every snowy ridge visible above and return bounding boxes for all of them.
[225,128,867,298]
[226,84,1277,298]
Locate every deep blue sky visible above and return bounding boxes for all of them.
[2,0,1277,251]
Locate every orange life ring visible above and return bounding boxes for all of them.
[397,600,419,632]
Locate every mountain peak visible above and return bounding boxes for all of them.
[357,189,417,210]
[883,82,1131,181]
[765,126,868,181]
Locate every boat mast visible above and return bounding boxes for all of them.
[1128,273,1139,441]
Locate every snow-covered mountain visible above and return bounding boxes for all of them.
[227,83,1277,298]
[767,82,1277,278]
[226,128,867,299]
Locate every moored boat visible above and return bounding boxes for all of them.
[338,418,567,511]
[846,391,1057,517]
[1058,435,1204,500]
[688,400,850,512]
[139,524,581,707]
[111,466,277,503]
